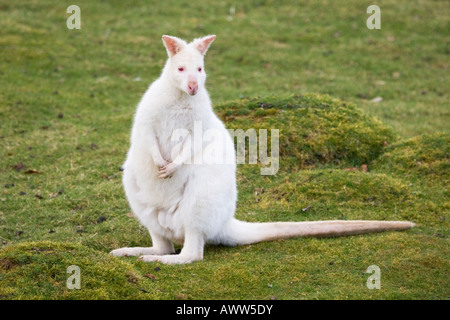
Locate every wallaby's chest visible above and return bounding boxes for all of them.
[154,105,196,158]
[158,104,195,134]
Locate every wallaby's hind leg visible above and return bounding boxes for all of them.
[139,230,204,264]
[137,174,216,264]
[110,170,175,257]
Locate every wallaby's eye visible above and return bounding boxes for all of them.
[178,67,184,72]
[198,67,202,72]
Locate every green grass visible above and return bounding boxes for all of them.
[0,0,449,300]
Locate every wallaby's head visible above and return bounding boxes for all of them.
[161,35,216,96]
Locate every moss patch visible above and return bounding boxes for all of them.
[372,132,450,183]
[215,94,395,169]
[0,241,149,299]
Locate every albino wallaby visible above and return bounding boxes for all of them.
[110,35,415,264]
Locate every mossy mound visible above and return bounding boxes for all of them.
[372,132,449,183]
[246,169,415,222]
[0,241,148,299]
[215,94,395,169]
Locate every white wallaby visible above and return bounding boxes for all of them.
[110,35,415,264]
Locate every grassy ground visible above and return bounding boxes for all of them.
[0,0,448,299]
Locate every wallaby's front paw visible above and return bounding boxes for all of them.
[158,162,179,179]
[155,158,169,170]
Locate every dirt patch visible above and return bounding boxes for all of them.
[0,257,18,271]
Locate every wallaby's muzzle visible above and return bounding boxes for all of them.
[188,81,198,95]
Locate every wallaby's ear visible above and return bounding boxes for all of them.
[162,35,186,58]
[193,35,216,56]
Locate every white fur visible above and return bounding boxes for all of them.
[110,35,415,264]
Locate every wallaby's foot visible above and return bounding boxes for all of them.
[139,232,204,264]
[110,246,174,257]
[139,253,201,265]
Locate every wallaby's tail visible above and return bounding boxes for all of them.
[222,218,415,246]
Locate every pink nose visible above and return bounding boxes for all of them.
[188,82,198,95]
